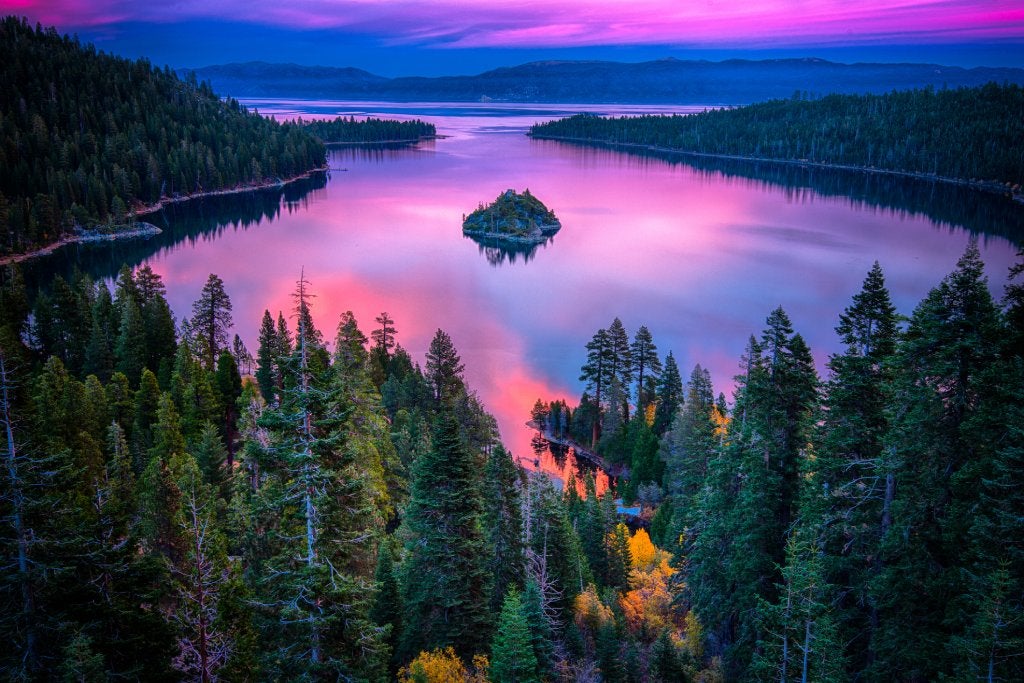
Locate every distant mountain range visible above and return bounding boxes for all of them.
[183,58,1024,104]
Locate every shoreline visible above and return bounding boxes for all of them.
[322,135,441,147]
[526,420,624,477]
[0,166,329,266]
[529,134,1024,203]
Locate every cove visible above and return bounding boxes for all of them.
[18,100,1023,490]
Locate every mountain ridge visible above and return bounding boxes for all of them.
[182,57,1024,104]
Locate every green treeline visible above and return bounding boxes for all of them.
[532,243,1024,681]
[530,84,1024,187]
[4,246,1021,682]
[0,262,701,680]
[299,115,436,144]
[0,17,326,257]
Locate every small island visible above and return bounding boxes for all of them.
[462,189,561,242]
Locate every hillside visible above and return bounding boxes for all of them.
[0,18,326,257]
[530,84,1024,190]
[186,57,1024,103]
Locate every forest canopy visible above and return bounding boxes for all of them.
[299,115,436,144]
[0,17,327,257]
[530,84,1024,189]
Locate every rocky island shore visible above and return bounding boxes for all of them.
[462,189,561,243]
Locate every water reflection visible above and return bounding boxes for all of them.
[21,172,329,291]
[535,139,1024,242]
[523,432,611,495]
[18,102,1023,490]
[464,233,557,266]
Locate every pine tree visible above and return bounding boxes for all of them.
[871,242,1004,680]
[246,273,387,679]
[399,406,490,662]
[580,328,611,448]
[370,541,403,663]
[753,533,846,683]
[0,344,40,676]
[190,274,233,372]
[630,325,662,413]
[169,453,232,682]
[425,328,465,403]
[84,284,116,382]
[649,629,686,683]
[213,349,242,464]
[484,444,525,613]
[522,578,554,680]
[491,588,540,683]
[607,318,633,422]
[606,523,633,591]
[136,266,177,376]
[115,296,147,384]
[192,422,231,500]
[653,351,683,436]
[809,261,900,672]
[254,310,277,403]
[371,311,397,353]
[661,364,716,505]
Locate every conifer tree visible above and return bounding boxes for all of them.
[630,325,662,412]
[753,534,846,683]
[115,296,147,384]
[606,523,634,591]
[399,406,490,662]
[84,284,117,382]
[653,351,683,436]
[522,578,554,680]
[871,242,1004,680]
[169,453,232,682]
[491,588,540,683]
[808,261,900,671]
[660,364,716,505]
[580,328,611,447]
[246,273,387,679]
[213,349,242,463]
[370,541,403,663]
[425,328,466,403]
[136,265,177,375]
[607,318,633,422]
[255,309,278,403]
[191,274,233,372]
[484,444,525,613]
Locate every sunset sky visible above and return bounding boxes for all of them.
[4,1,1022,75]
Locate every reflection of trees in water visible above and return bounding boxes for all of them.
[522,432,609,494]
[548,440,569,469]
[465,233,556,266]
[20,172,329,293]
[329,140,435,165]
[541,140,1024,245]
[531,434,548,461]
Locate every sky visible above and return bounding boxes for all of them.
[3,1,1022,75]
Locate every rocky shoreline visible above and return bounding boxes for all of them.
[0,166,328,266]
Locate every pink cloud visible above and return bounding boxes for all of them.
[4,0,1022,47]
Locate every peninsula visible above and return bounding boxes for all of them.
[462,189,561,242]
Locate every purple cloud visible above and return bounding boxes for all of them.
[4,0,1023,48]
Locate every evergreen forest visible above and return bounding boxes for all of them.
[0,17,327,258]
[529,84,1024,189]
[299,116,436,144]
[1,239,1022,681]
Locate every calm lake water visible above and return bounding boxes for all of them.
[24,100,1024,490]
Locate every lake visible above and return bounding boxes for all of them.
[23,100,1024,491]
